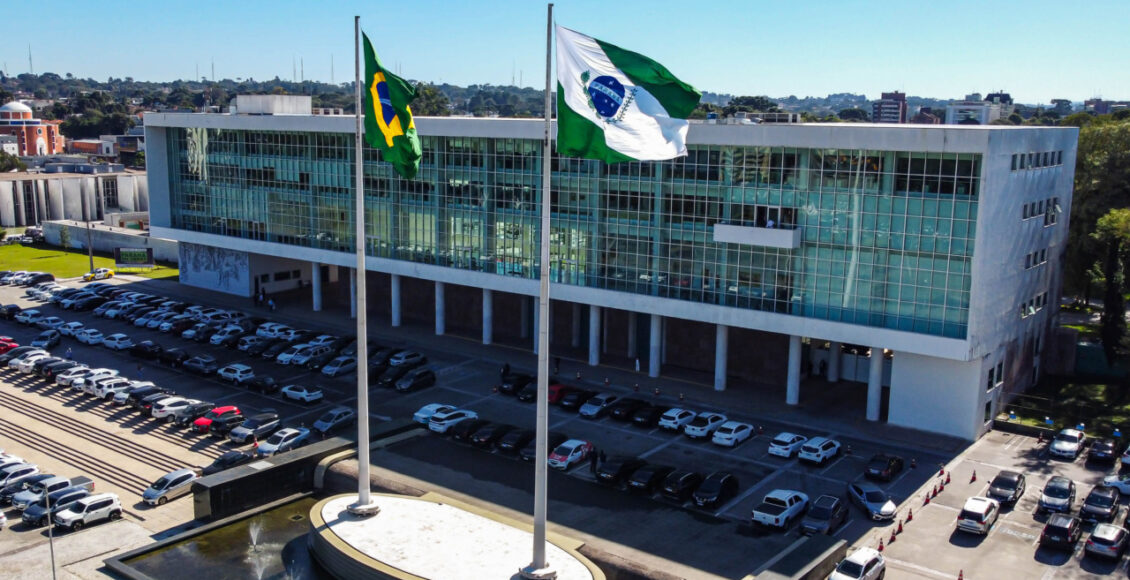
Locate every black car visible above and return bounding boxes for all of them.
[496,429,536,455]
[0,346,38,365]
[0,304,22,320]
[32,330,61,348]
[183,355,219,375]
[73,295,108,311]
[228,412,279,443]
[865,453,905,482]
[1081,486,1120,523]
[629,404,666,427]
[1089,438,1120,463]
[215,329,248,348]
[202,451,255,476]
[608,398,649,421]
[130,340,164,360]
[0,473,55,505]
[395,368,437,392]
[123,306,155,323]
[246,376,279,394]
[175,402,216,427]
[243,337,279,357]
[366,347,400,372]
[988,470,1026,506]
[800,494,849,535]
[41,360,81,380]
[516,382,540,402]
[469,423,516,449]
[596,456,647,487]
[127,386,172,409]
[305,350,337,371]
[661,470,704,502]
[559,389,598,411]
[519,432,568,462]
[139,391,177,415]
[499,373,534,395]
[627,464,676,494]
[259,340,289,360]
[693,471,740,508]
[451,419,491,443]
[208,413,248,439]
[159,347,191,367]
[31,356,64,376]
[1040,513,1082,550]
[192,324,225,343]
[377,364,415,388]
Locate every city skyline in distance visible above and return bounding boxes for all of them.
[3,0,1127,104]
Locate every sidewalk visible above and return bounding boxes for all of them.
[118,274,969,456]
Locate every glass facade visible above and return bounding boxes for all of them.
[166,127,980,339]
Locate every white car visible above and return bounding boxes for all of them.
[16,353,51,373]
[91,377,131,399]
[152,397,200,420]
[798,436,841,464]
[1102,474,1130,494]
[14,309,43,324]
[275,343,311,365]
[102,333,134,351]
[389,350,426,367]
[956,496,1000,535]
[313,407,356,435]
[209,325,245,345]
[547,439,594,470]
[56,366,92,386]
[100,380,145,401]
[683,412,727,439]
[1049,428,1085,459]
[256,427,311,457]
[768,432,809,458]
[413,403,456,425]
[37,316,66,330]
[279,384,324,404]
[75,328,105,345]
[7,349,48,370]
[321,356,358,377]
[829,547,885,580]
[711,421,754,447]
[217,363,255,384]
[658,408,696,431]
[72,368,120,392]
[307,334,338,347]
[58,321,85,337]
[428,409,478,433]
[256,323,290,338]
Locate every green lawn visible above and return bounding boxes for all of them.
[1002,377,1130,435]
[0,242,178,280]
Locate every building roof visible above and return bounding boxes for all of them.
[0,168,145,182]
[0,101,33,113]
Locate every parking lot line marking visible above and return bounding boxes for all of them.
[887,466,913,488]
[716,479,764,515]
[832,518,852,537]
[883,556,956,579]
[749,535,808,577]
[638,434,683,460]
[819,454,846,475]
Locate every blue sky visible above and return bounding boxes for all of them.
[6,0,1128,104]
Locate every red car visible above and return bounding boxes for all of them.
[193,405,242,434]
[547,383,576,404]
[0,341,19,354]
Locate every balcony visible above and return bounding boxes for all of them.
[712,223,802,249]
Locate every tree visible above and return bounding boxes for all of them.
[1060,112,1096,128]
[58,226,71,250]
[1093,209,1130,363]
[411,83,451,116]
[0,151,26,172]
[838,108,870,122]
[728,95,779,112]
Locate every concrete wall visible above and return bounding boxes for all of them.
[179,242,249,296]
[0,172,149,227]
[42,221,178,263]
[888,352,985,439]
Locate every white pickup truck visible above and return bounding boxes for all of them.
[751,489,809,529]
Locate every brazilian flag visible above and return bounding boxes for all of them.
[363,32,421,180]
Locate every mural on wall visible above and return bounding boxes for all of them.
[179,242,248,295]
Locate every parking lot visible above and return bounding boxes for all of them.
[6,273,1127,579]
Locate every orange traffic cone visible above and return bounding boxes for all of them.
[939,465,945,476]
[958,571,964,580]
[897,519,904,534]
[924,493,931,505]
[970,470,977,483]
[878,538,884,552]
[939,479,946,492]
[932,485,938,498]
[889,529,897,543]
[907,507,914,521]
[946,472,952,485]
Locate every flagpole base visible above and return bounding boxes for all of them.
[347,498,381,517]
[519,563,558,580]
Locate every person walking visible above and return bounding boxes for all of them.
[65,347,73,360]
[588,450,598,473]
[268,298,276,312]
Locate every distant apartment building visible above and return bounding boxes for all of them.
[910,107,941,124]
[945,101,1002,125]
[1084,99,1130,115]
[0,135,17,156]
[872,92,907,124]
[0,162,148,228]
[0,101,65,156]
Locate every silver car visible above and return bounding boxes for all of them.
[142,468,199,506]
[847,481,896,521]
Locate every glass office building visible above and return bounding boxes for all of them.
[146,97,1077,440]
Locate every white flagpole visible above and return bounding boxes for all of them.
[523,3,555,579]
[350,14,378,517]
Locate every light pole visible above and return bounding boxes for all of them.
[79,179,93,272]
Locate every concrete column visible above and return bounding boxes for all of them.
[533,301,540,353]
[786,335,801,405]
[588,305,601,366]
[349,268,357,319]
[390,274,402,327]
[867,349,883,421]
[311,263,322,312]
[648,314,662,378]
[714,324,728,391]
[827,340,841,382]
[571,303,581,348]
[627,312,639,359]
[520,297,531,339]
[434,282,445,336]
[482,289,493,345]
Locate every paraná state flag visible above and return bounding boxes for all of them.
[363,32,421,180]
[555,26,700,164]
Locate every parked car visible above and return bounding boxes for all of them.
[800,494,848,535]
[847,481,896,521]
[683,412,727,439]
[228,412,281,444]
[661,470,705,503]
[626,464,676,494]
[102,333,134,351]
[1040,513,1082,550]
[1049,428,1085,460]
[280,384,324,404]
[547,439,593,470]
[22,487,91,527]
[1081,486,1120,523]
[183,354,219,375]
[692,471,739,508]
[1089,438,1119,463]
[36,316,65,330]
[450,418,490,442]
[429,409,479,434]
[865,453,905,482]
[519,432,568,462]
[193,406,242,434]
[798,437,841,465]
[159,347,191,367]
[559,388,598,411]
[1085,523,1129,560]
[75,328,105,345]
[53,492,121,531]
[579,393,620,419]
[413,403,455,425]
[1038,476,1076,514]
[313,407,356,435]
[469,423,516,449]
[596,456,647,487]
[82,268,115,281]
[496,429,536,455]
[956,496,1000,535]
[202,451,255,476]
[608,398,649,421]
[143,468,199,505]
[130,340,164,359]
[751,489,809,529]
[987,470,1026,506]
[629,404,666,427]
[31,329,61,349]
[395,368,437,392]
[499,373,535,396]
[389,350,426,367]
[173,402,216,427]
[321,356,357,377]
[217,363,255,385]
[248,338,285,357]
[375,364,416,388]
[829,548,885,580]
[246,375,279,394]
[256,427,311,457]
[711,421,753,447]
[151,397,200,421]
